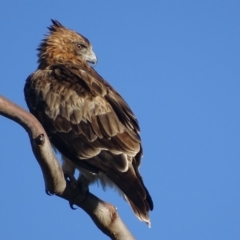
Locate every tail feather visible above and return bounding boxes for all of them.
[88,155,153,225]
[126,197,151,227]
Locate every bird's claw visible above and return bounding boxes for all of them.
[69,201,78,210]
[45,189,53,196]
[64,173,90,209]
[64,173,78,189]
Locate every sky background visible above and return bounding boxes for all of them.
[0,1,239,239]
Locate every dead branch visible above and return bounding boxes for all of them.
[0,95,135,240]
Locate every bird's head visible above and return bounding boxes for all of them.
[37,20,97,68]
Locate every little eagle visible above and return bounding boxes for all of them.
[24,20,153,225]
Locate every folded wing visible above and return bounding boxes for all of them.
[24,63,153,224]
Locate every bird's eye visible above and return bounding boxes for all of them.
[77,44,82,49]
[76,43,86,50]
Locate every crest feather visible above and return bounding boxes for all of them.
[48,19,65,32]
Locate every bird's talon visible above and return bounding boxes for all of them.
[69,201,78,210]
[45,189,53,196]
[64,173,78,189]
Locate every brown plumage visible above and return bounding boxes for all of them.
[24,20,153,225]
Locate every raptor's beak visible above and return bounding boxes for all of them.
[86,50,98,65]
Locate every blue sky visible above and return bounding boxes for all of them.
[0,1,240,239]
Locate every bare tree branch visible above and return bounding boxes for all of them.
[0,95,135,240]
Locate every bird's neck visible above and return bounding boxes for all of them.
[37,60,50,70]
[37,55,82,70]
[37,55,94,75]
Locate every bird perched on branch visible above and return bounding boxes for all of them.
[24,20,153,226]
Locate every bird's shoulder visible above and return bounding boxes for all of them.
[24,62,140,139]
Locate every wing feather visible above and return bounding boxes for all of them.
[24,63,153,224]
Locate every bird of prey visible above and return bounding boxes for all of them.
[24,20,153,225]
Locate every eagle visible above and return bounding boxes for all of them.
[24,20,153,226]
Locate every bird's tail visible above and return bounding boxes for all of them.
[88,155,154,226]
[118,164,153,227]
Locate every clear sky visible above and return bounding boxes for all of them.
[0,1,239,239]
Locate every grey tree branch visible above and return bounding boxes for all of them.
[0,95,135,240]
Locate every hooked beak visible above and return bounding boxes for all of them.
[85,50,98,65]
